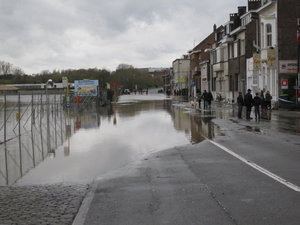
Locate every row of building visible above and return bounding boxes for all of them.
[164,0,300,105]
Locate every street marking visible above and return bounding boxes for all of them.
[208,140,300,192]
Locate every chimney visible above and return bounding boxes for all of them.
[248,0,262,11]
[238,6,247,16]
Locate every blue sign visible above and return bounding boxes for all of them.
[66,102,71,108]
[74,80,99,97]
[192,81,195,87]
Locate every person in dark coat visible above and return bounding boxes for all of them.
[253,92,261,120]
[201,90,209,109]
[265,91,272,109]
[237,92,244,119]
[196,89,202,109]
[207,91,214,109]
[244,89,253,119]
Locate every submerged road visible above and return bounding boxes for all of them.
[1,90,300,224]
[75,100,300,224]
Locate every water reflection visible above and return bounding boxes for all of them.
[13,96,225,186]
[3,94,299,186]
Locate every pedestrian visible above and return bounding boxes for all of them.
[260,92,266,112]
[196,89,202,108]
[265,91,272,109]
[253,92,261,120]
[207,91,214,109]
[166,89,171,97]
[237,92,244,119]
[201,90,209,109]
[244,89,253,119]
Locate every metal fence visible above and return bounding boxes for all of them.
[0,93,67,186]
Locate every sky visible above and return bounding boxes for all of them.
[0,0,245,75]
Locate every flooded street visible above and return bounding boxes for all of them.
[1,91,300,225]
[15,93,220,186]
[1,91,299,186]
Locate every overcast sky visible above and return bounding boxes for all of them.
[0,0,245,74]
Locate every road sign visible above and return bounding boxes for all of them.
[293,86,300,89]
[281,79,288,89]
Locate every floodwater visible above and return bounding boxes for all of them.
[11,93,220,186]
[1,92,299,186]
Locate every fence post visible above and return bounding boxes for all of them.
[18,93,22,177]
[31,94,35,167]
[4,93,8,185]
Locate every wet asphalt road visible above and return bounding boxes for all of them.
[75,93,300,225]
[1,89,300,224]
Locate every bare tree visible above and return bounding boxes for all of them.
[116,64,134,70]
[13,67,25,76]
[0,61,14,75]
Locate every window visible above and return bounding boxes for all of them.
[212,77,216,91]
[261,23,265,47]
[235,74,238,91]
[223,46,228,61]
[213,50,217,63]
[266,24,272,47]
[234,41,238,58]
[240,40,245,56]
[229,75,233,91]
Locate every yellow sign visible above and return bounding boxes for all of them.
[253,53,261,71]
[267,48,276,69]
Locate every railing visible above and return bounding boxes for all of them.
[0,93,67,186]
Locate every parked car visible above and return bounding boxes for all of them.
[123,89,130,95]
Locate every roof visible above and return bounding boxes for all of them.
[0,85,19,90]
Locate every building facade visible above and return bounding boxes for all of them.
[169,0,300,105]
[171,57,190,96]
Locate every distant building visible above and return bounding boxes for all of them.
[137,67,171,78]
[0,85,18,94]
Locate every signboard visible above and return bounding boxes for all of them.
[281,79,288,89]
[74,80,99,96]
[66,96,71,108]
[253,53,261,71]
[279,60,297,74]
[247,58,253,71]
[298,89,300,102]
[267,48,276,69]
[62,77,68,88]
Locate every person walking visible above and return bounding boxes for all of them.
[201,90,209,109]
[237,92,244,119]
[244,89,253,119]
[260,92,266,112]
[265,91,272,110]
[253,92,261,120]
[196,89,202,109]
[207,91,214,109]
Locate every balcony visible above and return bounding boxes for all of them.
[213,62,224,72]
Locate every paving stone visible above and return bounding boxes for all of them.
[0,184,90,225]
